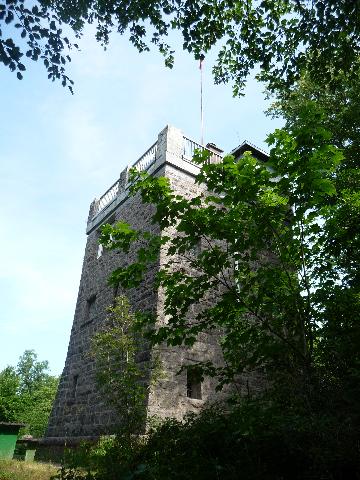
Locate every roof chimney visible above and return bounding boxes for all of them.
[206,142,223,164]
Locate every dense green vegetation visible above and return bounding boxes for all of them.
[2,0,360,96]
[0,350,58,438]
[46,0,360,95]
[91,296,162,439]
[0,0,75,90]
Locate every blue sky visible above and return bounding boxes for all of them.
[0,27,283,376]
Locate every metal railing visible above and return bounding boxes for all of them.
[93,141,157,218]
[132,142,157,172]
[183,136,222,164]
[93,179,120,217]
[183,136,203,161]
[92,135,222,221]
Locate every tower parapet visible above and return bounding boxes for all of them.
[87,125,222,234]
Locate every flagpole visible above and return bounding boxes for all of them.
[200,54,204,145]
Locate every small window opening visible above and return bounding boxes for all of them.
[186,370,202,400]
[84,295,96,324]
[72,374,78,398]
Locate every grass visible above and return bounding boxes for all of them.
[0,459,58,480]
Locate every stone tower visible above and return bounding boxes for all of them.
[44,126,223,443]
[45,125,266,444]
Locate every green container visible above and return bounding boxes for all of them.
[0,422,25,459]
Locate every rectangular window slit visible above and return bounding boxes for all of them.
[73,374,78,398]
[186,370,202,400]
[83,294,97,325]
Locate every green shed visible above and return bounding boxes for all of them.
[0,422,26,459]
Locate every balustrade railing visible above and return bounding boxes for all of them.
[92,135,222,221]
[93,141,157,218]
[132,142,157,172]
[183,136,203,161]
[93,180,119,217]
[183,136,222,164]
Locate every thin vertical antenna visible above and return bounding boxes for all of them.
[199,55,205,145]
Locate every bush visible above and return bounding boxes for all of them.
[52,396,360,480]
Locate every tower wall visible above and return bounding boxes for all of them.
[46,188,160,440]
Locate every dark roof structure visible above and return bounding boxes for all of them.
[230,140,269,163]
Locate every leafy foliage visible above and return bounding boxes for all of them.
[46,0,360,94]
[0,367,19,422]
[268,68,360,421]
[124,400,360,480]
[3,1,358,95]
[16,349,50,395]
[0,0,75,89]
[91,296,162,438]
[0,350,59,437]
[53,398,360,480]
[18,374,59,438]
[91,296,148,438]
